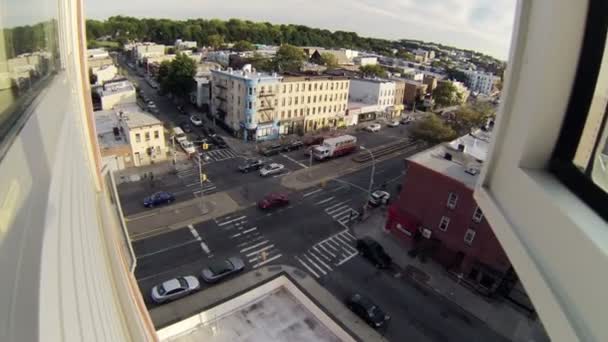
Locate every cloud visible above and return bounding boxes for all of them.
[84,0,516,59]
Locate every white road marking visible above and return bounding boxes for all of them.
[200,242,211,254]
[336,252,359,266]
[230,233,242,239]
[237,236,265,247]
[245,244,275,258]
[240,240,269,253]
[315,196,335,205]
[328,238,353,255]
[253,253,282,268]
[272,171,291,178]
[313,246,332,261]
[334,234,356,252]
[217,215,246,226]
[309,251,332,271]
[281,153,308,168]
[303,188,323,197]
[296,256,319,278]
[341,230,356,240]
[303,253,326,275]
[323,241,340,253]
[325,201,350,211]
[137,239,199,259]
[317,244,336,258]
[327,205,350,215]
[242,227,258,234]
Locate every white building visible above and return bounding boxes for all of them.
[91,64,117,85]
[133,43,166,62]
[175,39,198,50]
[354,56,378,66]
[348,78,396,109]
[99,79,136,110]
[206,51,232,67]
[115,104,166,166]
[86,48,109,60]
[463,70,499,95]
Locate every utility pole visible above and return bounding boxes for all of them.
[171,135,176,166]
[198,154,206,211]
[360,146,376,219]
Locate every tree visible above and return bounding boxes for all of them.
[159,53,196,99]
[233,40,255,52]
[446,67,468,83]
[273,44,306,72]
[246,52,273,72]
[156,60,171,87]
[395,50,415,61]
[433,81,464,108]
[410,115,457,144]
[207,34,225,50]
[359,64,387,78]
[319,52,339,69]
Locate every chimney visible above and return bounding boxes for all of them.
[457,143,466,152]
[444,152,452,161]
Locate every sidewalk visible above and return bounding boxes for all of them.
[115,159,193,184]
[352,210,549,342]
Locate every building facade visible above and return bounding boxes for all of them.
[91,64,117,85]
[463,70,498,95]
[393,79,405,106]
[115,105,167,166]
[386,132,512,295]
[402,79,428,107]
[99,79,136,110]
[423,74,438,94]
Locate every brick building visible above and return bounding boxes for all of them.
[386,130,513,295]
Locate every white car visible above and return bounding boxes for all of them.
[190,115,203,127]
[260,163,285,177]
[387,120,400,127]
[180,140,196,155]
[369,190,390,206]
[150,276,200,304]
[366,123,381,132]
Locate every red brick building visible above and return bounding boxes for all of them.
[386,132,513,295]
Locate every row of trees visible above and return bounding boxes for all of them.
[2,20,59,58]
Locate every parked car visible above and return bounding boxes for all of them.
[177,105,187,115]
[282,140,304,152]
[180,122,193,133]
[238,159,264,173]
[150,276,200,304]
[259,163,285,177]
[365,123,381,132]
[200,257,245,283]
[190,115,203,127]
[303,135,324,146]
[211,135,227,148]
[345,293,390,328]
[356,237,392,268]
[143,191,175,208]
[258,193,290,209]
[180,140,196,155]
[204,127,216,136]
[400,117,414,125]
[387,120,400,127]
[369,190,390,206]
[147,101,158,113]
[260,144,283,156]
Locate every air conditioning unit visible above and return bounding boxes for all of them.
[421,228,432,239]
[465,166,480,175]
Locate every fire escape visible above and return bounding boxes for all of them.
[257,89,276,123]
[214,82,227,120]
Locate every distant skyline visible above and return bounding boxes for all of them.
[82,0,516,60]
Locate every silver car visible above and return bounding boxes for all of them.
[201,257,245,283]
[259,163,285,177]
[150,276,200,304]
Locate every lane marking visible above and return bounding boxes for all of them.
[303,188,323,197]
[245,244,275,258]
[281,153,308,168]
[237,236,265,247]
[330,207,352,217]
[334,235,356,252]
[240,240,269,253]
[325,201,349,211]
[217,215,246,226]
[295,256,319,278]
[253,253,282,268]
[309,250,332,271]
[303,253,326,275]
[242,227,258,234]
[327,205,350,215]
[315,196,335,205]
[230,233,242,239]
[136,239,200,259]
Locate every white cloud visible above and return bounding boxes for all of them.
[84,0,516,59]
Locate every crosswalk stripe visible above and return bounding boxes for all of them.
[323,241,340,253]
[217,215,247,226]
[249,249,279,262]
[303,189,323,197]
[325,201,349,211]
[240,240,269,253]
[313,246,332,261]
[317,244,336,258]
[237,236,264,247]
[309,251,332,271]
[242,227,258,234]
[326,205,350,215]
[331,207,352,218]
[341,230,355,241]
[334,235,357,252]
[245,244,274,258]
[336,252,359,266]
[315,196,335,205]
[253,253,282,268]
[295,256,319,278]
[328,238,352,255]
[230,232,241,239]
[303,253,326,275]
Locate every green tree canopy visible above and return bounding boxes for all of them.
[395,50,415,62]
[359,64,387,78]
[273,44,306,72]
[446,67,468,83]
[319,52,339,69]
[410,114,457,144]
[158,53,196,99]
[245,52,273,72]
[233,40,255,52]
[433,81,464,108]
[207,34,225,50]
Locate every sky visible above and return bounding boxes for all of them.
[10,0,516,60]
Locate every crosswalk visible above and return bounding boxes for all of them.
[214,214,283,269]
[315,195,360,228]
[176,168,218,196]
[295,230,358,279]
[199,148,238,165]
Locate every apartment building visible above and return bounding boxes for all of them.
[99,79,136,110]
[349,78,402,119]
[463,69,498,95]
[402,79,428,106]
[354,56,377,66]
[132,42,166,63]
[394,79,405,106]
[91,64,117,85]
[86,48,113,69]
[211,67,350,141]
[175,39,197,50]
[423,74,438,93]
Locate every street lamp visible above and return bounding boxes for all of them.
[360,145,376,218]
[170,135,177,166]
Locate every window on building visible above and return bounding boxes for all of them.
[289,84,293,92]
[281,111,285,119]
[313,96,317,103]
[156,146,161,155]
[320,83,323,91]
[249,87,253,95]
[283,85,286,93]
[308,96,311,103]
[300,108,304,116]
[288,110,291,118]
[473,207,484,223]
[274,99,278,106]
[447,192,458,209]
[260,86,265,93]
[314,83,318,91]
[282,98,286,106]
[238,97,241,105]
[289,98,292,105]
[135,133,141,143]
[145,132,150,141]
[295,97,298,105]
[323,106,327,113]
[324,94,328,101]
[439,216,450,231]
[309,84,312,91]
[248,101,252,109]
[306,108,310,115]
[464,229,476,245]
[313,108,316,114]
[154,130,159,139]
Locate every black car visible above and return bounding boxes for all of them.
[346,293,390,329]
[211,135,227,148]
[204,127,216,136]
[356,237,392,268]
[282,140,304,152]
[238,159,264,173]
[261,144,283,156]
[180,122,193,133]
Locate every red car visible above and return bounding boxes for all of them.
[258,193,290,209]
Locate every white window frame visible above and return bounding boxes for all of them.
[472,206,483,223]
[447,192,458,209]
[463,228,476,245]
[438,216,450,231]
[473,1,605,340]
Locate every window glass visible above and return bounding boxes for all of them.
[0,3,60,154]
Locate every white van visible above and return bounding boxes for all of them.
[172,127,188,143]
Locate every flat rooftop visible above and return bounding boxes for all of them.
[409,129,492,189]
[97,104,162,130]
[94,110,129,149]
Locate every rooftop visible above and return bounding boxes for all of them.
[212,68,282,81]
[94,109,129,150]
[101,80,135,96]
[97,104,162,130]
[408,129,492,189]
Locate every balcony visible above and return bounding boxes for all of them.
[215,83,227,90]
[258,91,275,97]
